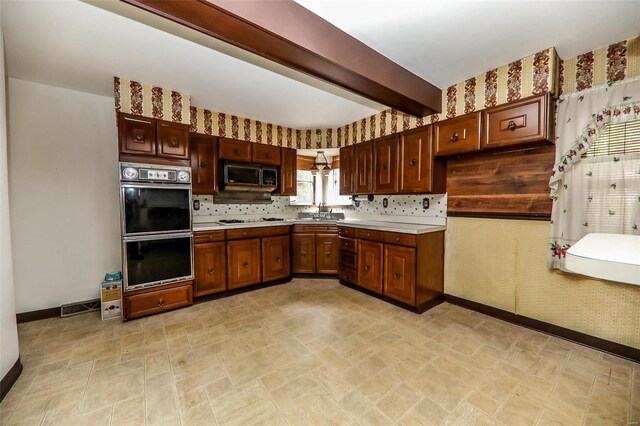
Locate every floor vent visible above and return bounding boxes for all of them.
[60,299,101,317]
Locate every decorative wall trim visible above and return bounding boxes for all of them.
[115,78,190,125]
[445,294,640,362]
[16,306,59,324]
[0,358,22,403]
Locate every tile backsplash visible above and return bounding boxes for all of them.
[352,194,446,218]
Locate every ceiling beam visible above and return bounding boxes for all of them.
[119,0,442,117]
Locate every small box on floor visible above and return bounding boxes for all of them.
[101,279,122,321]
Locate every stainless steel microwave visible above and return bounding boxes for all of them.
[222,163,277,192]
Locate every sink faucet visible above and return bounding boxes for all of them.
[315,202,323,218]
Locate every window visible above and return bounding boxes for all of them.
[291,170,315,205]
[584,120,640,157]
[326,168,352,206]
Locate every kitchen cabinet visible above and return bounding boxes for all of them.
[316,234,339,274]
[383,244,416,305]
[339,145,355,195]
[399,126,445,193]
[227,238,261,288]
[434,111,482,156]
[357,240,383,293]
[482,94,554,150]
[253,144,281,165]
[338,232,357,285]
[262,235,291,281]
[280,147,297,196]
[292,233,316,273]
[157,121,190,160]
[124,283,193,320]
[118,113,157,157]
[190,134,218,194]
[355,140,373,194]
[373,135,399,194]
[194,242,226,297]
[219,138,252,162]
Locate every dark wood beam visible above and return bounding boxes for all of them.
[119,0,442,117]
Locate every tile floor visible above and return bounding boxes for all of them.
[1,279,638,426]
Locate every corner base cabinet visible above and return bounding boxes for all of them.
[292,225,339,274]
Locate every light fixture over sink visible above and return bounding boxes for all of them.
[313,151,331,176]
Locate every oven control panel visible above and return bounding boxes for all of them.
[140,169,175,181]
[120,162,191,184]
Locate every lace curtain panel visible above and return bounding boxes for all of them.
[548,78,640,269]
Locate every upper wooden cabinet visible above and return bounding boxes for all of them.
[194,242,226,297]
[280,148,297,196]
[434,112,482,156]
[227,238,261,289]
[339,145,355,195]
[190,135,218,195]
[355,140,373,194]
[399,126,445,194]
[373,135,399,194]
[482,94,554,150]
[262,235,290,282]
[119,113,157,156]
[219,138,252,162]
[157,121,190,160]
[253,144,281,165]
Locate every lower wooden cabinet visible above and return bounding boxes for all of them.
[262,235,291,281]
[316,234,339,274]
[227,238,261,289]
[194,242,226,297]
[383,244,416,305]
[357,240,383,293]
[124,283,193,320]
[292,233,316,273]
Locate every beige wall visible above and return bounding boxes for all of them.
[7,78,121,313]
[445,217,640,349]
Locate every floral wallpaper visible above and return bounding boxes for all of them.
[114,78,190,125]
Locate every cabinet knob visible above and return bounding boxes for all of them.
[158,298,165,307]
[301,251,306,256]
[208,235,214,240]
[243,261,249,268]
[382,163,387,170]
[243,231,247,236]
[395,237,400,242]
[134,133,144,143]
[233,148,239,155]
[450,133,459,142]
[394,272,401,279]
[410,159,417,166]
[344,243,348,248]
[326,252,331,257]
[365,264,371,272]
[200,161,206,169]
[507,120,517,130]
[275,256,281,263]
[208,267,215,274]
[170,138,179,147]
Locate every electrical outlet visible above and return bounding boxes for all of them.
[193,199,200,211]
[422,198,430,210]
[382,198,388,208]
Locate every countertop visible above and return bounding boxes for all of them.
[193,218,445,235]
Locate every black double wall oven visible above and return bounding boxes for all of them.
[119,162,193,292]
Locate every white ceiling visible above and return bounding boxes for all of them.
[2,0,639,130]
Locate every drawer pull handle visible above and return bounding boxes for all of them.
[134,133,144,143]
[301,251,306,256]
[382,163,387,170]
[200,161,206,169]
[507,120,517,130]
[208,267,215,274]
[275,256,281,263]
[394,272,401,279]
[243,232,247,236]
[169,138,179,147]
[208,235,214,240]
[451,133,459,142]
[158,298,165,307]
[395,237,400,242]
[364,264,371,272]
[243,261,249,268]
[326,252,331,257]
[410,159,417,166]
[344,243,348,248]
[233,148,239,155]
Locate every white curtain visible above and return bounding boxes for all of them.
[548,78,640,269]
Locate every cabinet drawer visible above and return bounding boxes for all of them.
[383,232,417,247]
[226,226,290,240]
[339,250,357,269]
[434,112,481,156]
[339,237,357,253]
[293,225,338,233]
[482,94,552,149]
[253,144,281,165]
[357,229,383,242]
[193,230,225,244]
[219,138,252,162]
[338,266,357,284]
[338,226,357,238]
[124,284,192,320]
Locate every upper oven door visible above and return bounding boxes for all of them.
[121,183,192,236]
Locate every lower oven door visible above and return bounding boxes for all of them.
[123,233,193,291]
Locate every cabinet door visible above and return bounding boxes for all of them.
[373,135,399,194]
[118,113,156,156]
[383,244,416,305]
[219,138,252,162]
[227,238,261,289]
[157,121,190,159]
[357,240,383,293]
[280,148,297,195]
[194,242,226,297]
[355,140,373,194]
[400,126,434,193]
[316,234,338,274]
[262,235,291,281]
[339,145,354,195]
[434,112,481,156]
[190,135,217,195]
[292,233,316,273]
[253,144,281,166]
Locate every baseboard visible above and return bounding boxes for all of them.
[292,273,339,279]
[0,358,23,403]
[445,294,640,363]
[16,307,59,324]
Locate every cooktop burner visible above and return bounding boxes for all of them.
[261,217,285,221]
